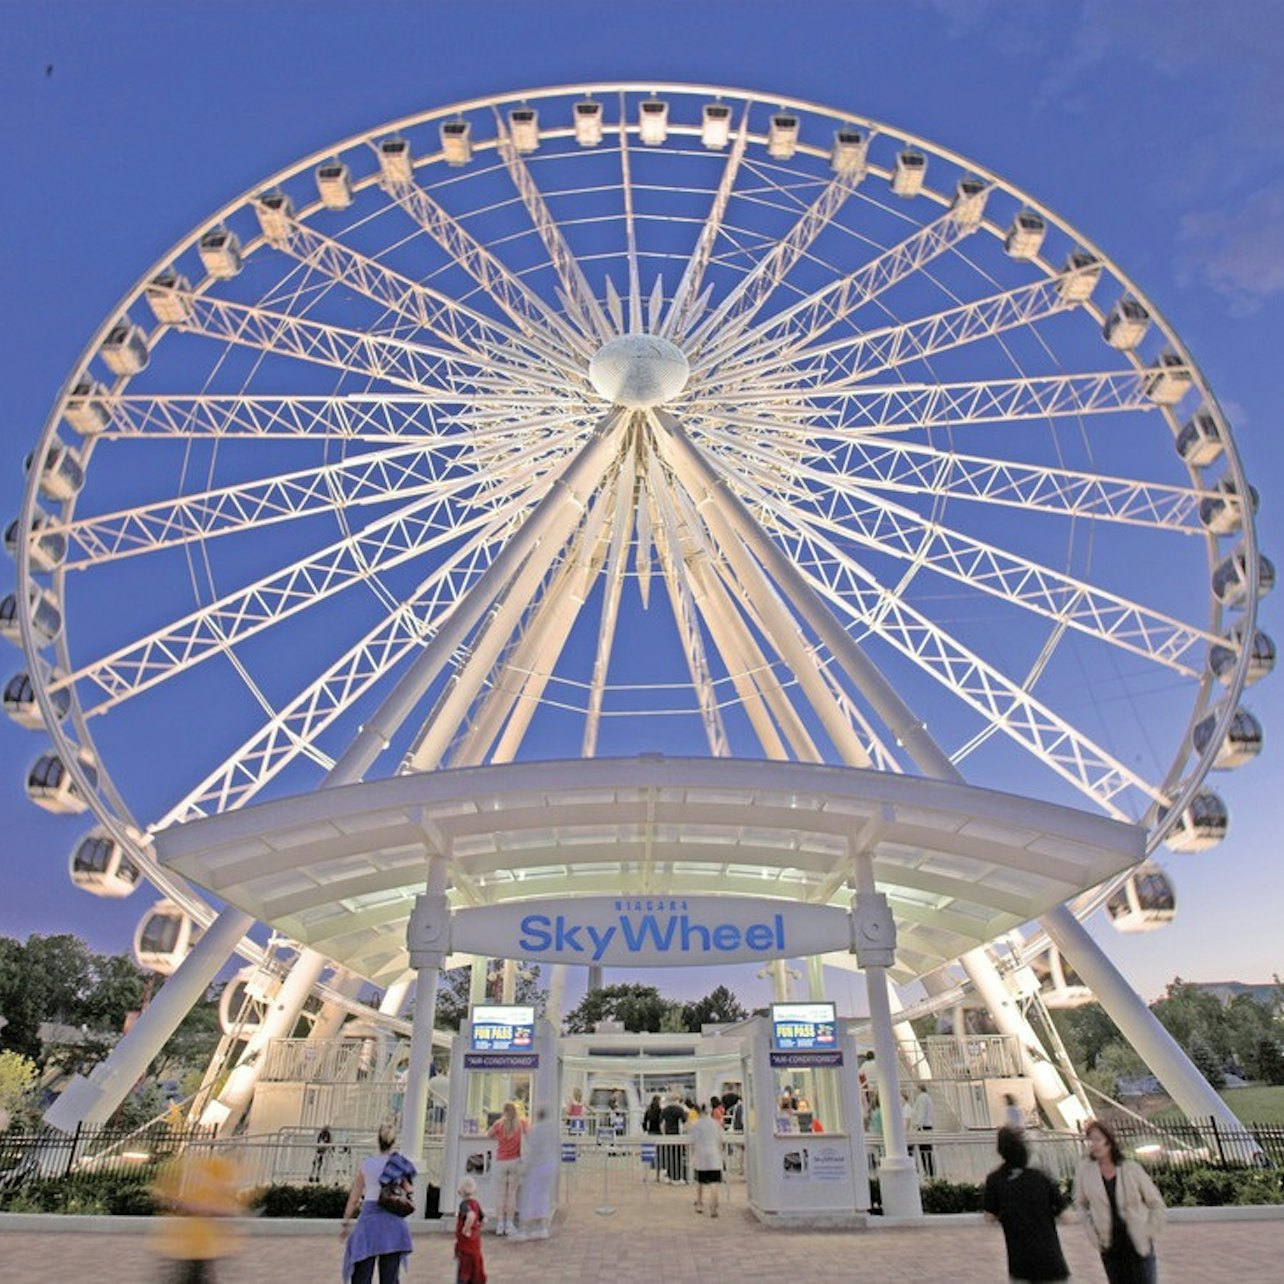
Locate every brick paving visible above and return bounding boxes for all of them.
[4,1179,1284,1282]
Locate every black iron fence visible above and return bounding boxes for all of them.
[1107,1118,1284,1169]
[0,1123,218,1188]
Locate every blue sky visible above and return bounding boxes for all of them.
[1,0,1281,1010]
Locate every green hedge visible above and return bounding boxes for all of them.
[246,1183,348,1218]
[1150,1166,1284,1207]
[0,1173,157,1215]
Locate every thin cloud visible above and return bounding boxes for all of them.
[1178,182,1284,315]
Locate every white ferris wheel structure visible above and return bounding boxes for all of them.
[4,84,1273,1148]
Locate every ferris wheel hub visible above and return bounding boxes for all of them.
[588,334,690,409]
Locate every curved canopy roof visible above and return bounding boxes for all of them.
[155,757,1143,985]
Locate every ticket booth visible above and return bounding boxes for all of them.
[744,1003,869,1225]
[441,1004,559,1214]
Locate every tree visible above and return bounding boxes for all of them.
[0,1049,38,1130]
[680,985,748,1032]
[433,963,546,1032]
[563,984,680,1033]
[0,934,149,1062]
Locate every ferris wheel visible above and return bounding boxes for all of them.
[4,84,1272,1066]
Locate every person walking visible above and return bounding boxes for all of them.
[488,1100,527,1235]
[660,1093,689,1184]
[983,1125,1070,1284]
[1073,1118,1165,1284]
[340,1123,414,1284]
[688,1103,725,1218]
[516,1106,559,1239]
[454,1175,486,1284]
[911,1082,936,1178]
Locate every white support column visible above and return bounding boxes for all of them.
[201,946,329,1133]
[1042,904,1247,1131]
[403,860,449,1179]
[851,855,921,1219]
[44,907,253,1132]
[545,964,567,1032]
[653,410,956,780]
[469,956,489,1007]
[329,410,625,785]
[307,968,366,1043]
[960,946,1086,1132]
[501,958,517,1005]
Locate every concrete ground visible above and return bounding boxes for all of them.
[4,1179,1284,1282]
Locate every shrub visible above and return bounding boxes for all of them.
[247,1182,348,1218]
[1150,1165,1284,1207]
[0,1172,155,1215]
[920,1178,984,1214]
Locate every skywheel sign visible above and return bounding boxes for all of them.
[450,895,852,967]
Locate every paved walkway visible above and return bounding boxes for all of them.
[4,1180,1284,1282]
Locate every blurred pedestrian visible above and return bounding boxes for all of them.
[150,1149,245,1283]
[983,1125,1070,1283]
[488,1100,527,1235]
[1074,1118,1165,1284]
[688,1104,724,1218]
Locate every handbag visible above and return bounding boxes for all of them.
[378,1180,414,1217]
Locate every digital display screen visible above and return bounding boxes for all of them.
[470,1004,536,1053]
[771,1002,837,1051]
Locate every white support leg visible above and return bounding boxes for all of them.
[469,956,489,1006]
[1042,904,1247,1131]
[43,908,253,1132]
[960,946,1086,1131]
[545,964,567,1031]
[201,946,329,1133]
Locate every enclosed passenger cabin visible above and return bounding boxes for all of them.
[1029,946,1094,1008]
[69,828,142,898]
[574,99,604,147]
[6,513,66,574]
[1211,545,1275,607]
[1103,298,1149,350]
[1106,864,1176,933]
[701,102,731,149]
[64,380,111,437]
[508,106,539,153]
[440,119,472,166]
[134,901,202,976]
[1208,624,1275,687]
[145,271,193,325]
[639,98,668,146]
[218,964,283,1036]
[1158,790,1229,853]
[1176,407,1224,468]
[198,228,243,280]
[26,749,97,815]
[3,670,70,729]
[1057,250,1102,303]
[1144,351,1193,406]
[377,137,413,186]
[1192,704,1264,769]
[767,113,799,160]
[100,323,150,377]
[951,177,988,227]
[830,128,868,180]
[315,160,353,210]
[27,442,85,503]
[1199,476,1259,536]
[0,585,63,648]
[1004,210,1046,260]
[254,190,294,245]
[891,149,926,198]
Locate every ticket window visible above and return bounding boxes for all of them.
[443,1008,556,1213]
[747,1006,870,1220]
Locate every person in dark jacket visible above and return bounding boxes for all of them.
[983,1126,1070,1283]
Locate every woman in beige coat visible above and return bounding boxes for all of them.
[1073,1118,1165,1284]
